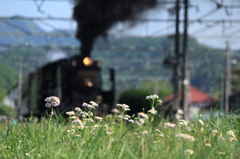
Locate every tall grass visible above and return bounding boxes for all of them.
[0,95,239,159]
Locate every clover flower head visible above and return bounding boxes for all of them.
[70,116,79,120]
[79,123,85,130]
[138,112,148,118]
[75,107,82,112]
[44,96,60,108]
[80,111,88,117]
[25,153,31,156]
[111,108,120,114]
[226,130,235,136]
[94,116,103,121]
[179,119,187,126]
[205,143,211,147]
[83,118,94,123]
[66,111,75,116]
[212,129,218,134]
[158,100,163,105]
[93,124,102,128]
[229,137,238,142]
[217,151,225,155]
[128,119,135,123]
[148,108,157,114]
[45,102,51,108]
[124,114,131,119]
[198,119,204,125]
[71,119,83,125]
[184,149,194,155]
[146,94,159,100]
[164,122,176,128]
[106,130,113,135]
[137,118,145,125]
[90,101,98,107]
[142,130,148,136]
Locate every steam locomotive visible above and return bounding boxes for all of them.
[19,55,115,118]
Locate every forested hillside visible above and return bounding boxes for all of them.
[0,18,239,99]
[0,61,17,102]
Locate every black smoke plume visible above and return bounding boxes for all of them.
[73,0,157,57]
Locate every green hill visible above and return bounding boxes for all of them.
[0,61,18,102]
[0,17,238,99]
[0,16,79,46]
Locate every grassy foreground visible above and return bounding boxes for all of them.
[0,96,240,159]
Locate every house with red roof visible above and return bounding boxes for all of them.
[163,85,216,119]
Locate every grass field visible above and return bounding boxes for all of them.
[0,95,239,159]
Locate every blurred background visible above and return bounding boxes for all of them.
[0,0,240,119]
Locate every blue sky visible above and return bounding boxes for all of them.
[1,0,240,50]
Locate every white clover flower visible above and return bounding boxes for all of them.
[205,143,211,147]
[84,118,94,122]
[71,119,83,125]
[90,101,98,107]
[80,111,88,117]
[66,111,75,116]
[226,130,235,136]
[158,100,163,105]
[25,153,31,156]
[142,130,148,136]
[44,96,60,108]
[184,149,194,155]
[106,130,113,135]
[70,116,79,120]
[75,107,82,112]
[122,104,130,111]
[229,137,238,142]
[116,104,122,107]
[146,94,159,100]
[137,118,145,125]
[198,119,204,125]
[45,102,51,108]
[79,123,85,130]
[124,114,131,119]
[179,119,187,126]
[138,112,148,118]
[157,133,164,137]
[92,124,102,129]
[94,116,103,121]
[51,101,59,107]
[128,119,135,123]
[164,122,176,128]
[217,151,225,155]
[104,124,109,129]
[111,108,120,114]
[177,133,195,141]
[148,108,157,114]
[212,129,218,134]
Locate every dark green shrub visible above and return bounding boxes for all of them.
[118,88,152,116]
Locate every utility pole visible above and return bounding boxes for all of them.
[225,41,230,114]
[17,57,23,121]
[172,0,180,112]
[182,0,189,120]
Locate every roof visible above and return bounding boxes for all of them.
[164,85,216,104]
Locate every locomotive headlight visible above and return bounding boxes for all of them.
[83,57,93,67]
[84,78,93,87]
